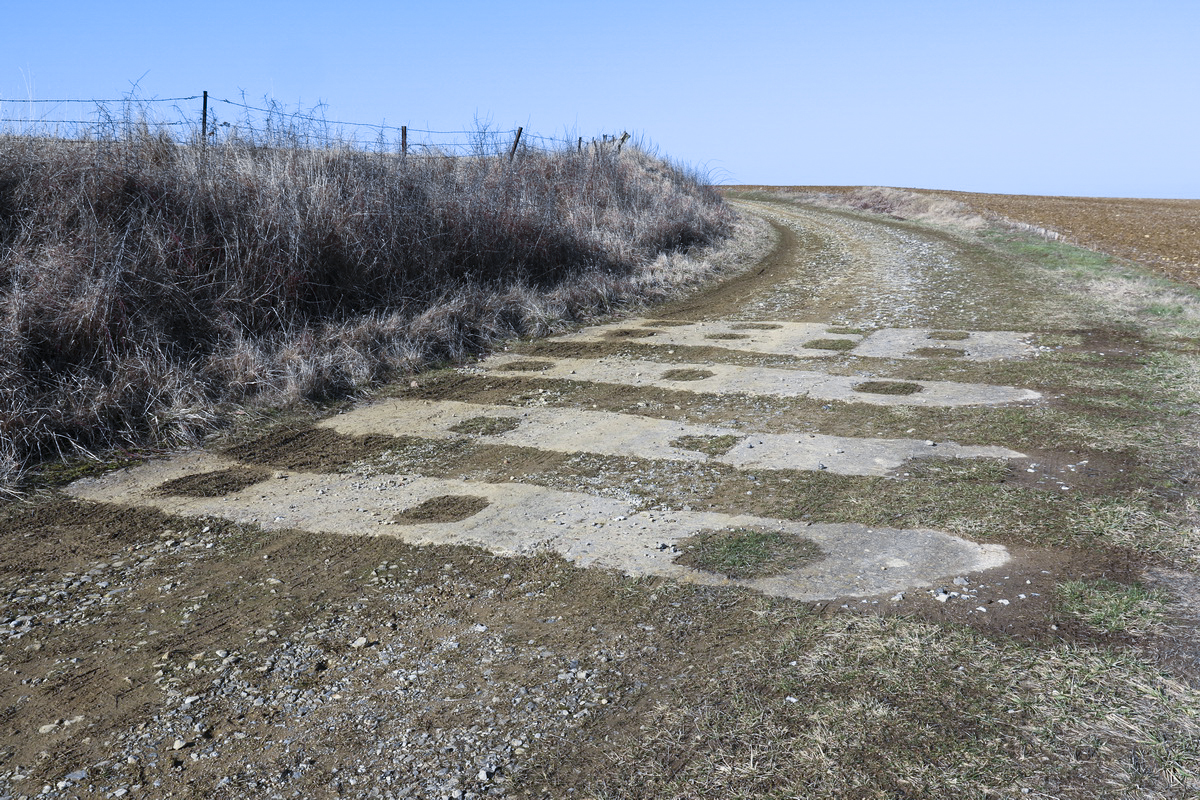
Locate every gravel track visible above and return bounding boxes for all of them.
[4,197,1198,799]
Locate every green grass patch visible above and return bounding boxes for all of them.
[1144,303,1186,317]
[704,333,750,341]
[674,527,824,578]
[825,326,865,335]
[928,330,970,341]
[1057,578,1170,635]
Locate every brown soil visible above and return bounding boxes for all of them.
[602,328,658,339]
[494,359,555,372]
[155,466,272,497]
[223,426,398,471]
[659,368,715,381]
[393,494,491,523]
[641,320,695,328]
[931,191,1200,287]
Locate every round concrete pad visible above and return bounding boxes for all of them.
[66,451,1008,601]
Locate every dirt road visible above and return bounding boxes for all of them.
[4,196,1200,798]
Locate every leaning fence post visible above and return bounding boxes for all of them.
[508,127,523,162]
[617,131,630,152]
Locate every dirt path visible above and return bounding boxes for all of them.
[5,197,1200,798]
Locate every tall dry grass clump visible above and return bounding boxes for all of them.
[0,126,733,481]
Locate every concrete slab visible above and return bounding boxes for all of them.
[481,354,1042,407]
[320,399,1025,476]
[853,328,1034,360]
[552,318,862,357]
[66,451,1008,601]
[548,318,1033,361]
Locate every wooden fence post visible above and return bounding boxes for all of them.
[201,91,208,143]
[508,127,523,162]
[617,131,630,152]
[401,126,407,160]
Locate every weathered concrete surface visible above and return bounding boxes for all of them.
[320,398,1025,476]
[551,318,1034,361]
[66,450,1009,601]
[482,353,1042,407]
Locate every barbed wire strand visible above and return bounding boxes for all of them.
[0,96,202,104]
[2,94,620,150]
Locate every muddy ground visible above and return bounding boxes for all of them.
[4,194,1200,799]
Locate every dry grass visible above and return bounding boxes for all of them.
[0,125,735,482]
[547,607,1200,799]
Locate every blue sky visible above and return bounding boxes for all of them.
[4,0,1197,197]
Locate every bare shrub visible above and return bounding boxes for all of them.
[0,122,734,481]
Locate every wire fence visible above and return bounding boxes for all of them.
[0,93,628,158]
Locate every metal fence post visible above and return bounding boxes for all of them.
[508,127,523,162]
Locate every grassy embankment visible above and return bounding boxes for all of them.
[0,126,733,483]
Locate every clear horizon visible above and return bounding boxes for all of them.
[4,0,1197,198]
